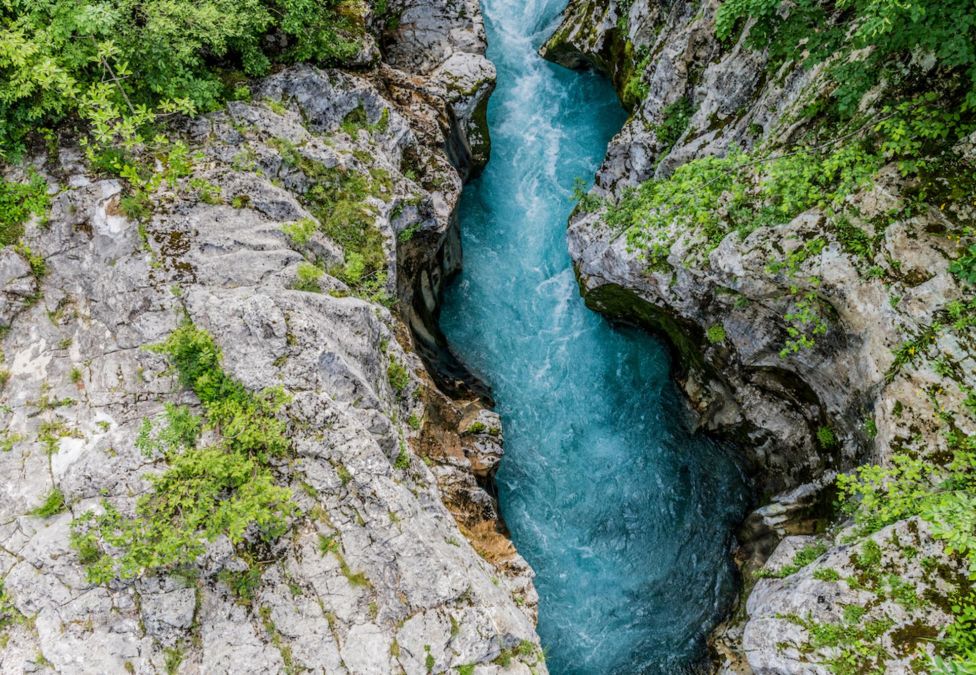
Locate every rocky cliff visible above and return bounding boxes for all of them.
[544,0,976,672]
[0,2,548,673]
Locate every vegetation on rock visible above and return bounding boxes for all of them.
[585,0,976,670]
[0,0,379,159]
[71,323,296,582]
[601,0,976,364]
[0,173,49,246]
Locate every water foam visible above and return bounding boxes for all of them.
[441,1,750,671]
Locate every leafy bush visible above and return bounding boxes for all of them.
[571,177,602,214]
[715,0,976,114]
[387,359,409,394]
[705,324,726,344]
[135,403,202,458]
[951,245,976,285]
[0,174,49,246]
[817,426,837,449]
[394,443,410,470]
[282,218,318,246]
[71,323,296,582]
[653,98,695,155]
[0,0,374,158]
[814,567,841,582]
[32,488,66,518]
[610,143,880,256]
[939,594,976,669]
[621,49,652,106]
[293,262,324,293]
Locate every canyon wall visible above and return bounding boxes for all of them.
[544,0,976,671]
[0,2,548,673]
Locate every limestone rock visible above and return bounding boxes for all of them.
[744,519,960,674]
[543,0,975,671]
[0,2,546,672]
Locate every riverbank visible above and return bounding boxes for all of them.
[0,2,549,671]
[542,0,976,671]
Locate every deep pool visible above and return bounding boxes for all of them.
[440,1,751,672]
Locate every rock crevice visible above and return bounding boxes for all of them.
[543,0,976,671]
[0,1,546,673]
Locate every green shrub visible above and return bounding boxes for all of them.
[465,421,487,435]
[0,174,49,246]
[13,242,46,279]
[940,594,976,668]
[32,488,66,518]
[706,324,726,344]
[71,323,296,582]
[218,566,263,603]
[786,610,893,673]
[135,403,203,458]
[394,443,410,470]
[814,567,841,582]
[571,177,602,214]
[190,178,222,205]
[621,49,652,107]
[653,98,695,155]
[387,359,409,394]
[611,143,881,256]
[0,0,374,158]
[817,425,837,449]
[715,0,976,114]
[281,218,317,246]
[950,245,976,285]
[293,262,324,293]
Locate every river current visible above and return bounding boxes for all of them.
[439,1,751,671]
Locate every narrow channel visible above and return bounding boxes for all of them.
[440,0,751,671]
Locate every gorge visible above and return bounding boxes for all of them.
[440,0,749,672]
[1,0,975,673]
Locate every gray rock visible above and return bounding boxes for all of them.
[0,2,546,672]
[542,0,975,671]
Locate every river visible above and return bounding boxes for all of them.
[440,1,750,671]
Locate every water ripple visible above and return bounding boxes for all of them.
[441,1,751,672]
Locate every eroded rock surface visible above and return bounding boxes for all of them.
[0,3,545,673]
[543,0,975,671]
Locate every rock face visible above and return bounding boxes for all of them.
[739,519,962,674]
[543,0,976,671]
[0,2,547,673]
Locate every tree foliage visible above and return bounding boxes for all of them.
[0,0,375,157]
[716,0,976,114]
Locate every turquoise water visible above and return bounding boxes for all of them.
[440,1,751,672]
